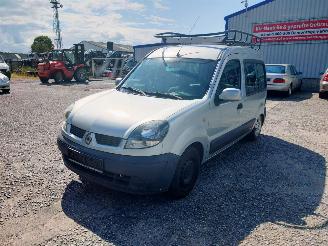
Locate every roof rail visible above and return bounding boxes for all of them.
[154,30,262,50]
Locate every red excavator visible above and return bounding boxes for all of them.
[37,44,88,83]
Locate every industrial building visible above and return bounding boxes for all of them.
[134,0,328,91]
[225,0,328,91]
[76,41,133,54]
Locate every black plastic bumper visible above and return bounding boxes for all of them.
[57,134,179,195]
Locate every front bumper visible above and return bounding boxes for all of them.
[267,83,289,92]
[57,134,179,195]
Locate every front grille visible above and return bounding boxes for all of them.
[95,133,122,147]
[70,125,86,138]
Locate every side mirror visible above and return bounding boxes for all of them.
[115,78,122,85]
[219,88,242,101]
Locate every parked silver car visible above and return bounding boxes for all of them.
[319,68,328,99]
[266,64,302,96]
[0,55,11,80]
[0,72,10,94]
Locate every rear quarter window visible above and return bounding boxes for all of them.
[244,60,267,96]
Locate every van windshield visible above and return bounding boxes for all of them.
[119,58,217,100]
[266,65,286,74]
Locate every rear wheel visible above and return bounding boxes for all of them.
[3,89,10,94]
[54,71,64,83]
[247,117,262,141]
[285,84,292,97]
[298,80,302,91]
[319,92,327,99]
[74,68,87,83]
[168,146,200,199]
[39,77,49,83]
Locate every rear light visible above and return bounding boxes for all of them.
[273,78,285,83]
[323,74,328,82]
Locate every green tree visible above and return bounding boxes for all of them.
[31,36,54,53]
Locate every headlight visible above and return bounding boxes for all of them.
[64,103,74,119]
[125,120,169,149]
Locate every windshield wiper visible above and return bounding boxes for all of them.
[121,86,146,96]
[147,92,183,100]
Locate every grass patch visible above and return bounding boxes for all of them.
[12,66,38,79]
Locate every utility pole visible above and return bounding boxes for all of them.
[241,0,249,17]
[50,0,63,49]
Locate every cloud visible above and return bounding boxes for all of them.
[0,0,169,53]
[147,15,175,26]
[153,0,169,10]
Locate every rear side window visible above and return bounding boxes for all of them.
[245,60,266,96]
[216,59,241,95]
[290,66,298,75]
[265,65,286,74]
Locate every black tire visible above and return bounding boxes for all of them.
[298,80,302,91]
[319,92,327,99]
[39,77,49,84]
[74,68,87,83]
[54,71,64,83]
[3,89,10,94]
[168,146,200,199]
[285,84,292,97]
[247,117,262,141]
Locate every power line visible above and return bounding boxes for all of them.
[50,0,63,49]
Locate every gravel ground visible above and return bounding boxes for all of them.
[0,79,327,246]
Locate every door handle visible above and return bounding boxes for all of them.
[237,103,243,110]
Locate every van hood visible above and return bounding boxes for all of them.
[69,89,199,138]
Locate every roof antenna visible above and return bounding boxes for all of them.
[177,16,200,57]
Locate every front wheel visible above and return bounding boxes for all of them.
[3,89,10,94]
[54,71,64,83]
[39,77,49,84]
[168,146,200,199]
[74,68,88,83]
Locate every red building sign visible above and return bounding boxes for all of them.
[253,19,328,43]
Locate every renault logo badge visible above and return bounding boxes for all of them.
[85,132,92,145]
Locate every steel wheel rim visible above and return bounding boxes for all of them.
[254,118,262,136]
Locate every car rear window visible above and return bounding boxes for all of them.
[265,65,286,74]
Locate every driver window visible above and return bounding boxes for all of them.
[216,59,241,96]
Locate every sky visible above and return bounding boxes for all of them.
[0,0,264,53]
